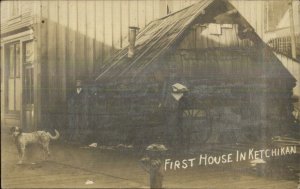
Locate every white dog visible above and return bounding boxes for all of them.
[10,126,60,164]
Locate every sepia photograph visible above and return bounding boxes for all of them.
[1,0,300,188]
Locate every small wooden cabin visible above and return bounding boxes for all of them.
[91,0,297,147]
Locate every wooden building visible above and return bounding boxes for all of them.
[0,0,164,131]
[263,0,300,121]
[1,0,298,133]
[264,0,299,60]
[92,0,296,147]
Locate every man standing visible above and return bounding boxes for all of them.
[67,80,89,143]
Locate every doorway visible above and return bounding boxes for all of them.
[23,41,34,131]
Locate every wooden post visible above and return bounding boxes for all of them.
[289,0,297,59]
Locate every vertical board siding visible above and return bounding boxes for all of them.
[0,46,4,119]
[68,0,77,86]
[112,0,121,51]
[104,0,113,61]
[95,1,104,67]
[58,0,67,102]
[86,1,95,76]
[153,0,160,20]
[5,0,298,129]
[47,1,58,104]
[39,0,162,87]
[159,0,167,17]
[230,0,265,38]
[256,2,263,39]
[145,0,154,25]
[37,0,269,119]
[138,1,146,29]
[129,0,138,27]
[172,0,182,12]
[294,1,299,30]
[0,2,8,22]
[40,1,49,105]
[121,1,130,48]
[37,0,163,97]
[36,1,268,82]
[34,1,42,127]
[77,1,87,78]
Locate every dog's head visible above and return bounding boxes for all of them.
[10,126,22,138]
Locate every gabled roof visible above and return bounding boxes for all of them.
[95,0,294,83]
[95,0,214,82]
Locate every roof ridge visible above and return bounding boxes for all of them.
[156,1,199,21]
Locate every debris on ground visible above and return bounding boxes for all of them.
[250,159,266,167]
[117,144,133,149]
[89,143,97,148]
[85,180,94,185]
[98,145,115,150]
[272,136,300,144]
[146,144,168,152]
[80,143,134,150]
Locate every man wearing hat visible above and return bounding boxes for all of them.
[67,79,90,143]
[165,83,189,153]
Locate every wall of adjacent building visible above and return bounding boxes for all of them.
[160,0,265,39]
[1,1,36,127]
[1,0,164,129]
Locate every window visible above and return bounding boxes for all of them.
[23,41,34,105]
[8,43,20,78]
[24,66,34,105]
[6,42,21,112]
[9,0,20,18]
[24,41,33,63]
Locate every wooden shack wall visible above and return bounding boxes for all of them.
[34,0,162,128]
[164,25,296,142]
[275,52,300,119]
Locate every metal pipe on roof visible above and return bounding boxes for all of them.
[128,26,140,58]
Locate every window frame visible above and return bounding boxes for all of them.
[8,43,20,79]
[23,40,34,105]
[5,41,21,114]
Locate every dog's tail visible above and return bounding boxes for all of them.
[48,129,60,140]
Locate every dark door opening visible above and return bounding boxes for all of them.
[23,41,34,131]
[23,64,34,131]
